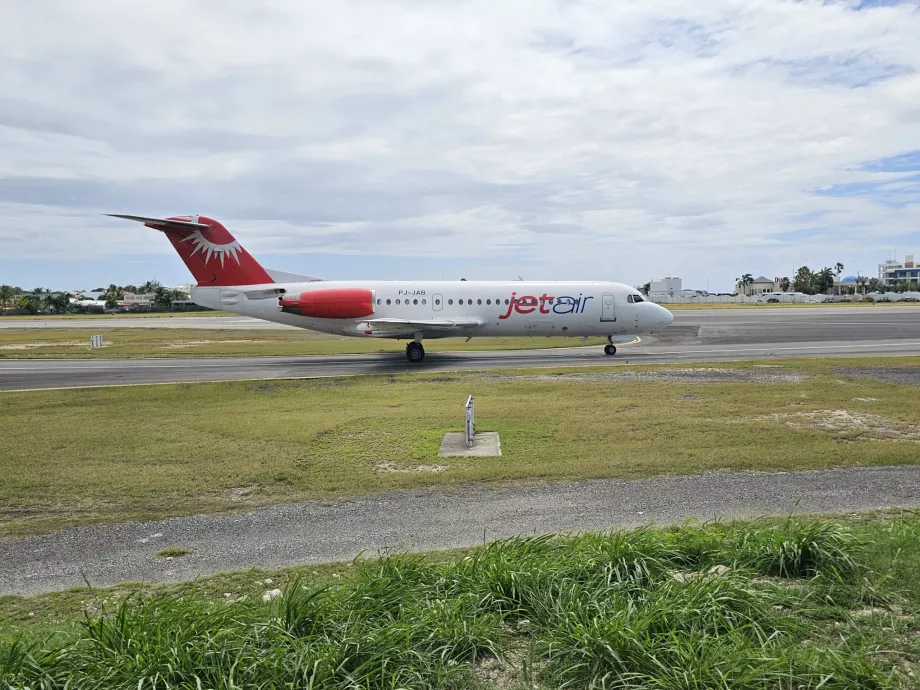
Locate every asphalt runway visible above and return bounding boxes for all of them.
[3,306,920,390]
[3,466,919,596]
[4,338,920,391]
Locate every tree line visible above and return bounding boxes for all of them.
[736,262,909,295]
[0,281,190,315]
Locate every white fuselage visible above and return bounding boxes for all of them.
[192,280,673,339]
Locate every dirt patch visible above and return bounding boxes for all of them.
[161,339,269,349]
[226,486,256,501]
[0,341,86,350]
[485,368,810,384]
[761,410,920,442]
[833,366,920,387]
[374,462,447,473]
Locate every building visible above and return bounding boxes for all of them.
[879,255,917,287]
[739,276,777,296]
[650,277,682,296]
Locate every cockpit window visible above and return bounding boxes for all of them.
[633,294,644,303]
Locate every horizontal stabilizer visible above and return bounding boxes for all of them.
[104,214,209,231]
[265,268,323,283]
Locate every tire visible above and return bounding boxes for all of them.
[604,344,617,356]
[406,342,425,363]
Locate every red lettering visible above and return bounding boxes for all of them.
[498,292,516,320]
[538,293,554,314]
[515,295,537,315]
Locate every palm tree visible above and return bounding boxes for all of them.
[735,273,754,294]
[0,284,14,308]
[835,262,844,277]
[856,275,868,295]
[43,292,71,314]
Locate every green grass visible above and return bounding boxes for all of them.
[0,311,233,320]
[3,515,920,688]
[0,327,607,358]
[2,357,920,536]
[155,547,190,559]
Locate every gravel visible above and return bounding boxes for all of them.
[485,367,811,384]
[3,465,920,597]
[833,366,920,387]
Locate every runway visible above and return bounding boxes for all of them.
[2,306,920,390]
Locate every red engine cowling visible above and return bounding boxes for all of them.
[278,288,375,319]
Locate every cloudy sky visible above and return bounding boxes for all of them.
[2,0,919,291]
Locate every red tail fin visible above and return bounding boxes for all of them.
[107,214,273,286]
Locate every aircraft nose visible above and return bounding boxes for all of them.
[658,305,674,327]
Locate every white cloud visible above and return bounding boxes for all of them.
[1,0,919,289]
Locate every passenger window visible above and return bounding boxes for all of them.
[477,299,482,305]
[386,299,391,305]
[376,299,381,305]
[435,299,441,305]
[396,299,401,305]
[422,298,427,305]
[448,299,453,305]
[413,299,418,305]
[505,299,510,305]
[486,299,491,305]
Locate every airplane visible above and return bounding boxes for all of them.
[107,214,674,362]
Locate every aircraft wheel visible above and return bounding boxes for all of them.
[406,342,425,363]
[604,344,617,356]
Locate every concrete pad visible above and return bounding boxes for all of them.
[439,431,501,457]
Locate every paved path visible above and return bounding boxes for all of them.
[2,466,918,596]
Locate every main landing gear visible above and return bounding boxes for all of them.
[604,336,617,356]
[406,341,425,363]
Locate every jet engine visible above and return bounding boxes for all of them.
[278,288,375,319]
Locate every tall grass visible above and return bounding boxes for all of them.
[1,519,909,689]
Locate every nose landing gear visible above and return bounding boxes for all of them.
[406,341,425,363]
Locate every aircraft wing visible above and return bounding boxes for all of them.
[360,317,484,336]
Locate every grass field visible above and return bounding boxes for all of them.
[0,310,232,320]
[3,514,920,688]
[0,327,607,358]
[2,358,920,537]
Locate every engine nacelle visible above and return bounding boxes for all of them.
[278,288,375,319]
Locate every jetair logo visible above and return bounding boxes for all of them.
[498,292,594,319]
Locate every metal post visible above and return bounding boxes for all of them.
[90,335,103,348]
[465,395,475,448]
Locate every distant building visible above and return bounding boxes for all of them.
[879,255,918,287]
[650,277,682,295]
[122,292,156,307]
[740,276,776,296]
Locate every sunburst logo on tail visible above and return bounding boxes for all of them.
[180,228,243,267]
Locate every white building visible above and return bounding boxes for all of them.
[650,277,682,295]
[879,255,917,288]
